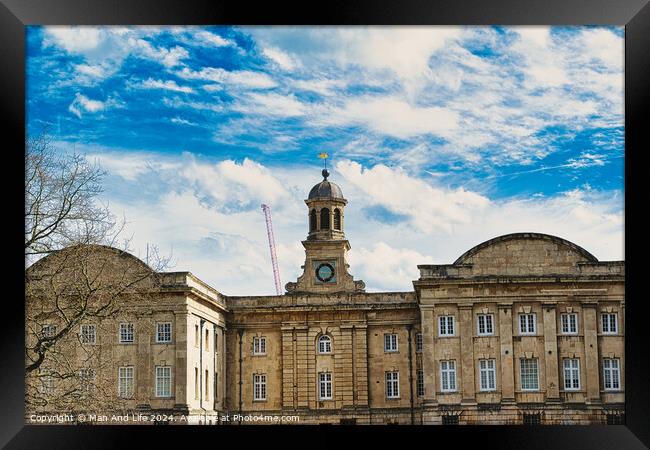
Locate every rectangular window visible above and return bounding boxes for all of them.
[319,372,333,400]
[442,415,459,425]
[440,360,457,392]
[602,313,618,334]
[523,413,541,425]
[479,359,497,391]
[119,323,134,343]
[79,368,95,392]
[42,324,57,338]
[606,413,625,425]
[40,372,55,395]
[118,366,134,398]
[195,325,199,347]
[415,333,423,352]
[155,366,172,397]
[603,358,621,390]
[80,324,96,344]
[253,374,267,400]
[385,371,400,398]
[417,369,424,397]
[439,316,455,336]
[215,333,218,354]
[205,329,209,352]
[519,313,536,335]
[561,313,578,334]
[205,369,209,399]
[520,358,539,391]
[156,322,172,343]
[253,336,266,355]
[194,367,199,400]
[384,333,398,352]
[563,359,580,390]
[477,314,494,336]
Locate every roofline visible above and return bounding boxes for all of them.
[453,232,598,265]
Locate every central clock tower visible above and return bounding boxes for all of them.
[285,169,365,294]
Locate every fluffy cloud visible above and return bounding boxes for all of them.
[138,78,195,93]
[336,160,489,234]
[68,93,111,118]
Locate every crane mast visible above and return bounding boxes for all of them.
[261,204,282,295]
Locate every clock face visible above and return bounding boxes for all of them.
[315,263,335,282]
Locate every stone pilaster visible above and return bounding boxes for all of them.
[582,303,601,403]
[336,326,354,407]
[296,327,310,407]
[174,312,188,406]
[542,304,560,400]
[281,327,296,409]
[498,304,515,401]
[355,324,369,406]
[420,307,437,404]
[459,305,476,403]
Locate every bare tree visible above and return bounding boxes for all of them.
[24,132,171,416]
[25,132,115,259]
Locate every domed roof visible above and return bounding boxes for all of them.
[308,169,345,200]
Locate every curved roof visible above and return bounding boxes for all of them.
[26,244,154,274]
[308,180,344,200]
[454,232,598,265]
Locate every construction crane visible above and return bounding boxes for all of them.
[261,204,283,295]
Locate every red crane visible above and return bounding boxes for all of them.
[261,204,282,295]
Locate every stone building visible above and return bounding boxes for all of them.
[25,169,625,425]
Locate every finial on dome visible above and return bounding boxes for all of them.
[322,168,330,180]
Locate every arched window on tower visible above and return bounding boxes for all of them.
[310,209,317,232]
[333,208,341,230]
[320,208,330,230]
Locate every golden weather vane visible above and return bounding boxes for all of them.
[318,152,329,171]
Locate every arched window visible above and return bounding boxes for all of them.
[320,208,330,229]
[318,335,332,354]
[310,209,317,232]
[333,208,341,230]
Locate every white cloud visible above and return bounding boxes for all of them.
[193,30,235,47]
[262,47,299,70]
[348,242,431,292]
[44,27,105,53]
[170,117,198,126]
[177,67,277,89]
[138,78,195,93]
[68,93,108,118]
[233,92,306,117]
[336,160,489,234]
[316,96,458,139]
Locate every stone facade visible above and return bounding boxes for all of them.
[25,173,624,425]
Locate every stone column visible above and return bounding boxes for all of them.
[582,303,601,403]
[459,305,476,404]
[498,304,515,401]
[542,303,560,400]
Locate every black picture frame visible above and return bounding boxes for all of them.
[2,0,648,447]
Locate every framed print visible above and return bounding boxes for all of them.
[2,0,649,448]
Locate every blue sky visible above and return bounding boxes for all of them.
[26,26,624,295]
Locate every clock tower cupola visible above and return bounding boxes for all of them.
[285,169,365,294]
